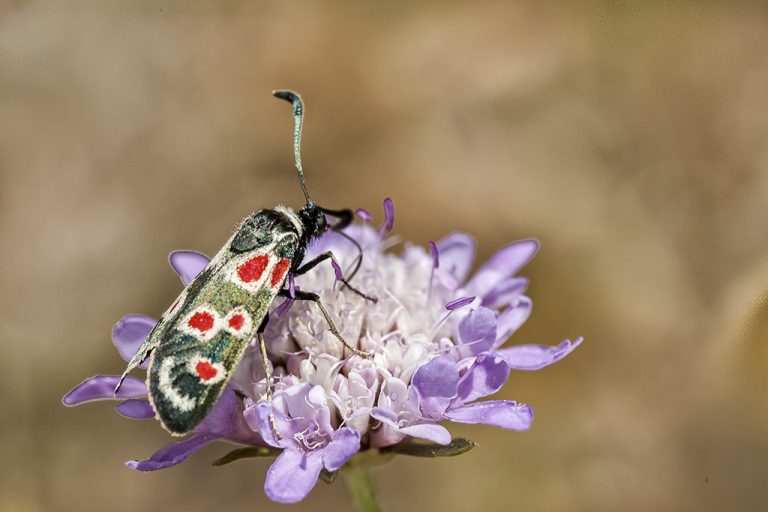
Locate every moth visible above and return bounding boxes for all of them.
[115,90,372,435]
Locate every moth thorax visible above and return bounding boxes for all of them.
[274,205,303,238]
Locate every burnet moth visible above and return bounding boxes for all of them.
[115,90,373,436]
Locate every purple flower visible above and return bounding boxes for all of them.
[243,384,361,503]
[64,198,581,503]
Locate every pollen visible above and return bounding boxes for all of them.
[188,311,215,332]
[238,254,269,283]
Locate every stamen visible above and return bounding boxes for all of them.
[275,296,295,317]
[378,198,395,236]
[355,208,373,222]
[446,296,475,310]
[330,259,344,282]
[430,296,475,341]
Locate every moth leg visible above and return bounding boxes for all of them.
[282,289,372,358]
[294,251,377,303]
[256,314,282,440]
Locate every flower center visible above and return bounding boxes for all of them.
[292,420,328,450]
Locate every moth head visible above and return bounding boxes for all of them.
[297,203,328,243]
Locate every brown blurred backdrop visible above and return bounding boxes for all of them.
[2,1,768,511]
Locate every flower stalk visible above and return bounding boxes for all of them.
[343,464,382,512]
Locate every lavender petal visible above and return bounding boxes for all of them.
[168,250,210,286]
[455,353,510,404]
[494,296,532,346]
[243,401,284,449]
[265,449,324,504]
[481,277,529,309]
[323,427,361,471]
[411,357,459,418]
[465,239,538,298]
[370,407,399,429]
[126,433,219,471]
[457,306,497,357]
[444,401,533,430]
[112,314,157,364]
[435,232,477,286]
[198,388,262,444]
[62,375,147,406]
[399,423,451,445]
[497,337,583,370]
[115,399,155,419]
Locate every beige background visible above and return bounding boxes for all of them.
[2,1,768,511]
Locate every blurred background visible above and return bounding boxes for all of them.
[2,1,768,511]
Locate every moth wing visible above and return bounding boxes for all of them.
[146,235,297,434]
[114,263,220,393]
[146,328,256,434]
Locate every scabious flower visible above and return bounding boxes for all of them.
[63,198,581,504]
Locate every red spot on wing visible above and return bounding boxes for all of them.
[238,254,269,283]
[188,311,215,332]
[270,258,291,287]
[195,360,218,381]
[228,314,244,331]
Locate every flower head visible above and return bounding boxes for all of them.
[63,198,581,503]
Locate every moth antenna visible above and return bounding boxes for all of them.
[273,89,313,206]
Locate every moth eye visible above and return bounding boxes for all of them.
[237,254,269,283]
[228,314,245,331]
[187,311,215,332]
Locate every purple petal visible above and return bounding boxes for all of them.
[435,232,476,286]
[497,337,583,370]
[323,427,361,471]
[126,433,219,471]
[115,399,155,419]
[494,297,532,346]
[481,277,529,309]
[112,314,157,364]
[198,388,261,444]
[355,208,372,222]
[370,407,399,428]
[380,198,395,235]
[456,353,510,403]
[399,423,451,445]
[243,401,284,448]
[444,401,533,430]
[411,357,459,418]
[168,250,210,286]
[265,449,323,504]
[457,307,497,357]
[465,239,538,298]
[446,296,476,311]
[62,375,147,406]
[428,241,439,269]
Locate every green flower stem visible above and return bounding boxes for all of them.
[342,464,383,512]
